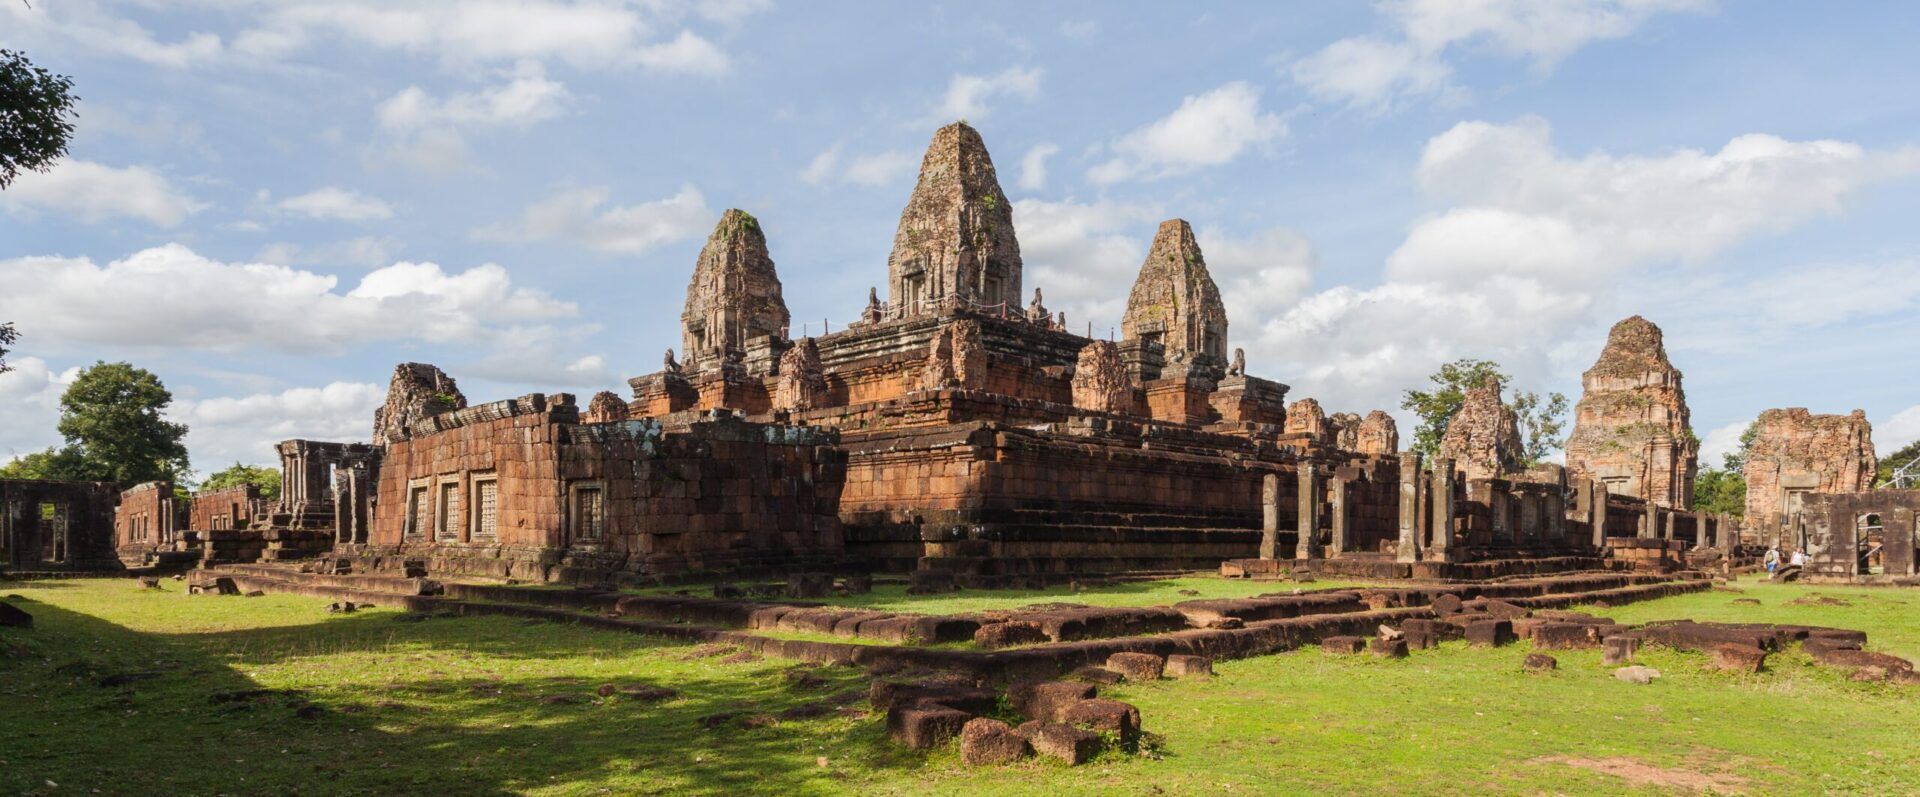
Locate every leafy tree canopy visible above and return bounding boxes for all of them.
[0,49,79,189]
[1879,439,1920,487]
[0,445,97,482]
[1400,358,1569,467]
[54,361,191,487]
[201,462,281,500]
[0,321,16,374]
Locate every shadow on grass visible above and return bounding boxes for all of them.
[0,595,917,796]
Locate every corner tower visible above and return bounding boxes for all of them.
[887,122,1022,316]
[681,209,790,371]
[1563,316,1697,508]
[1121,219,1228,366]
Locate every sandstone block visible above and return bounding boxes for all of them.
[1165,654,1213,679]
[1369,637,1408,659]
[1060,698,1141,747]
[1430,593,1464,615]
[1017,721,1100,765]
[1465,619,1514,648]
[1614,666,1662,684]
[887,704,971,750]
[1523,653,1557,672]
[1321,636,1366,654]
[960,718,1031,765]
[1533,622,1599,650]
[974,621,1047,650]
[1711,643,1767,673]
[1105,652,1165,682]
[1602,636,1640,665]
[1008,680,1097,723]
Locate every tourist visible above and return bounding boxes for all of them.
[1791,548,1808,568]
[1764,546,1781,574]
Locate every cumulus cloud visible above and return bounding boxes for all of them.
[1697,420,1751,470]
[0,244,577,355]
[1204,227,1319,328]
[0,1,222,68]
[928,66,1042,124]
[173,382,387,466]
[375,63,572,171]
[274,187,395,222]
[1088,82,1285,184]
[1291,0,1710,110]
[0,159,206,226]
[800,146,919,188]
[0,357,79,463]
[1015,198,1163,335]
[1017,143,1059,191]
[255,237,405,268]
[1243,118,1920,421]
[472,184,712,255]
[1883,405,1920,459]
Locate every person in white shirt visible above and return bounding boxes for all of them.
[1790,549,1808,567]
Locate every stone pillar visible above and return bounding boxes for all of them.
[1490,488,1510,547]
[1663,510,1676,542]
[1588,479,1607,549]
[1518,491,1541,546]
[1639,503,1656,539]
[1719,514,1735,552]
[1886,507,1916,577]
[1397,452,1422,563]
[1259,473,1281,560]
[1544,489,1566,547]
[1427,458,1453,562]
[1329,471,1350,557]
[1296,464,1320,561]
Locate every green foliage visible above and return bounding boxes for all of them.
[0,49,79,189]
[1694,466,1747,516]
[1400,358,1568,465]
[0,445,97,481]
[201,461,282,500]
[1879,439,1920,487]
[1723,421,1759,472]
[53,361,191,487]
[0,320,15,374]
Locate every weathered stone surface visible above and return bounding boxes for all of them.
[1060,698,1141,747]
[1164,654,1213,679]
[581,391,630,424]
[1105,652,1164,682]
[1523,653,1558,672]
[1430,594,1463,615]
[775,337,828,411]
[1330,412,1362,451]
[1439,379,1523,480]
[1369,637,1409,658]
[373,363,466,445]
[1744,408,1876,527]
[920,320,986,391]
[1071,341,1131,414]
[1009,680,1097,723]
[961,718,1031,765]
[1120,219,1227,366]
[1322,635,1366,654]
[1602,635,1640,665]
[888,704,971,749]
[1613,665,1661,684]
[682,209,790,370]
[888,122,1021,315]
[973,621,1047,650]
[1564,316,1697,508]
[1355,410,1400,456]
[1284,398,1330,443]
[1017,721,1099,765]
[1711,643,1768,673]
[1465,619,1514,647]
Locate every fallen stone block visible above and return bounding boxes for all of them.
[974,621,1047,650]
[1602,636,1640,665]
[1711,643,1767,673]
[1369,637,1408,659]
[137,576,160,589]
[1533,622,1599,650]
[1483,599,1530,620]
[1017,721,1100,765]
[1523,653,1557,672]
[960,718,1031,765]
[1008,680,1097,722]
[869,679,997,715]
[1060,698,1141,748]
[1465,619,1514,648]
[1321,636,1366,654]
[1164,654,1213,679]
[1808,647,1913,674]
[1068,666,1125,686]
[1105,652,1165,682]
[1430,593,1464,615]
[1614,666,1661,684]
[188,576,238,596]
[888,704,971,750]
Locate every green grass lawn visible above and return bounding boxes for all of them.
[717,575,1382,615]
[2,574,1916,796]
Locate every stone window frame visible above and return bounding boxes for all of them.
[469,471,500,543]
[567,480,607,548]
[40,501,67,563]
[435,476,464,543]
[404,479,433,541]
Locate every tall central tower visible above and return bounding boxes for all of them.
[887,122,1022,316]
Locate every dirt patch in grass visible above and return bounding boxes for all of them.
[1533,755,1751,793]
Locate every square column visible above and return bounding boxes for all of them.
[1397,452,1422,563]
[1259,473,1281,560]
[1427,457,1454,562]
[1328,470,1351,556]
[1296,463,1320,562]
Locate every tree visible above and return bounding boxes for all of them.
[1400,358,1569,466]
[0,321,15,374]
[54,361,191,487]
[0,445,95,481]
[201,461,281,500]
[1880,439,1920,487]
[0,48,79,189]
[1691,421,1757,514]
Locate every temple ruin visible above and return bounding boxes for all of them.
[1744,407,1878,548]
[1564,316,1698,509]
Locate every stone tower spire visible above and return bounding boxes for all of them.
[681,209,789,371]
[1564,315,1697,508]
[1120,219,1228,366]
[887,122,1022,317]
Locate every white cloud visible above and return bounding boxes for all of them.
[0,159,206,226]
[235,1,743,75]
[1291,0,1710,109]
[1698,420,1750,470]
[375,63,572,172]
[1243,118,1920,425]
[1016,198,1164,335]
[1204,227,1319,329]
[275,187,396,222]
[800,146,918,187]
[461,331,617,389]
[929,66,1042,124]
[255,237,404,268]
[0,357,79,463]
[1017,143,1059,191]
[473,184,712,254]
[1882,406,1920,459]
[174,382,386,467]
[1088,82,1285,184]
[0,244,578,355]
[0,1,222,68]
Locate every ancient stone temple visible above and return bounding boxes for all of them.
[1744,408,1877,531]
[374,362,467,445]
[1440,379,1523,480]
[1120,219,1228,367]
[682,209,790,371]
[1564,316,1697,508]
[3,479,120,573]
[1354,411,1399,457]
[887,122,1022,316]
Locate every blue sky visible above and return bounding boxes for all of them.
[3,0,1918,474]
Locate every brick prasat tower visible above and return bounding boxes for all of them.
[1564,316,1697,509]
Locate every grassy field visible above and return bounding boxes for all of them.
[2,575,1916,796]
